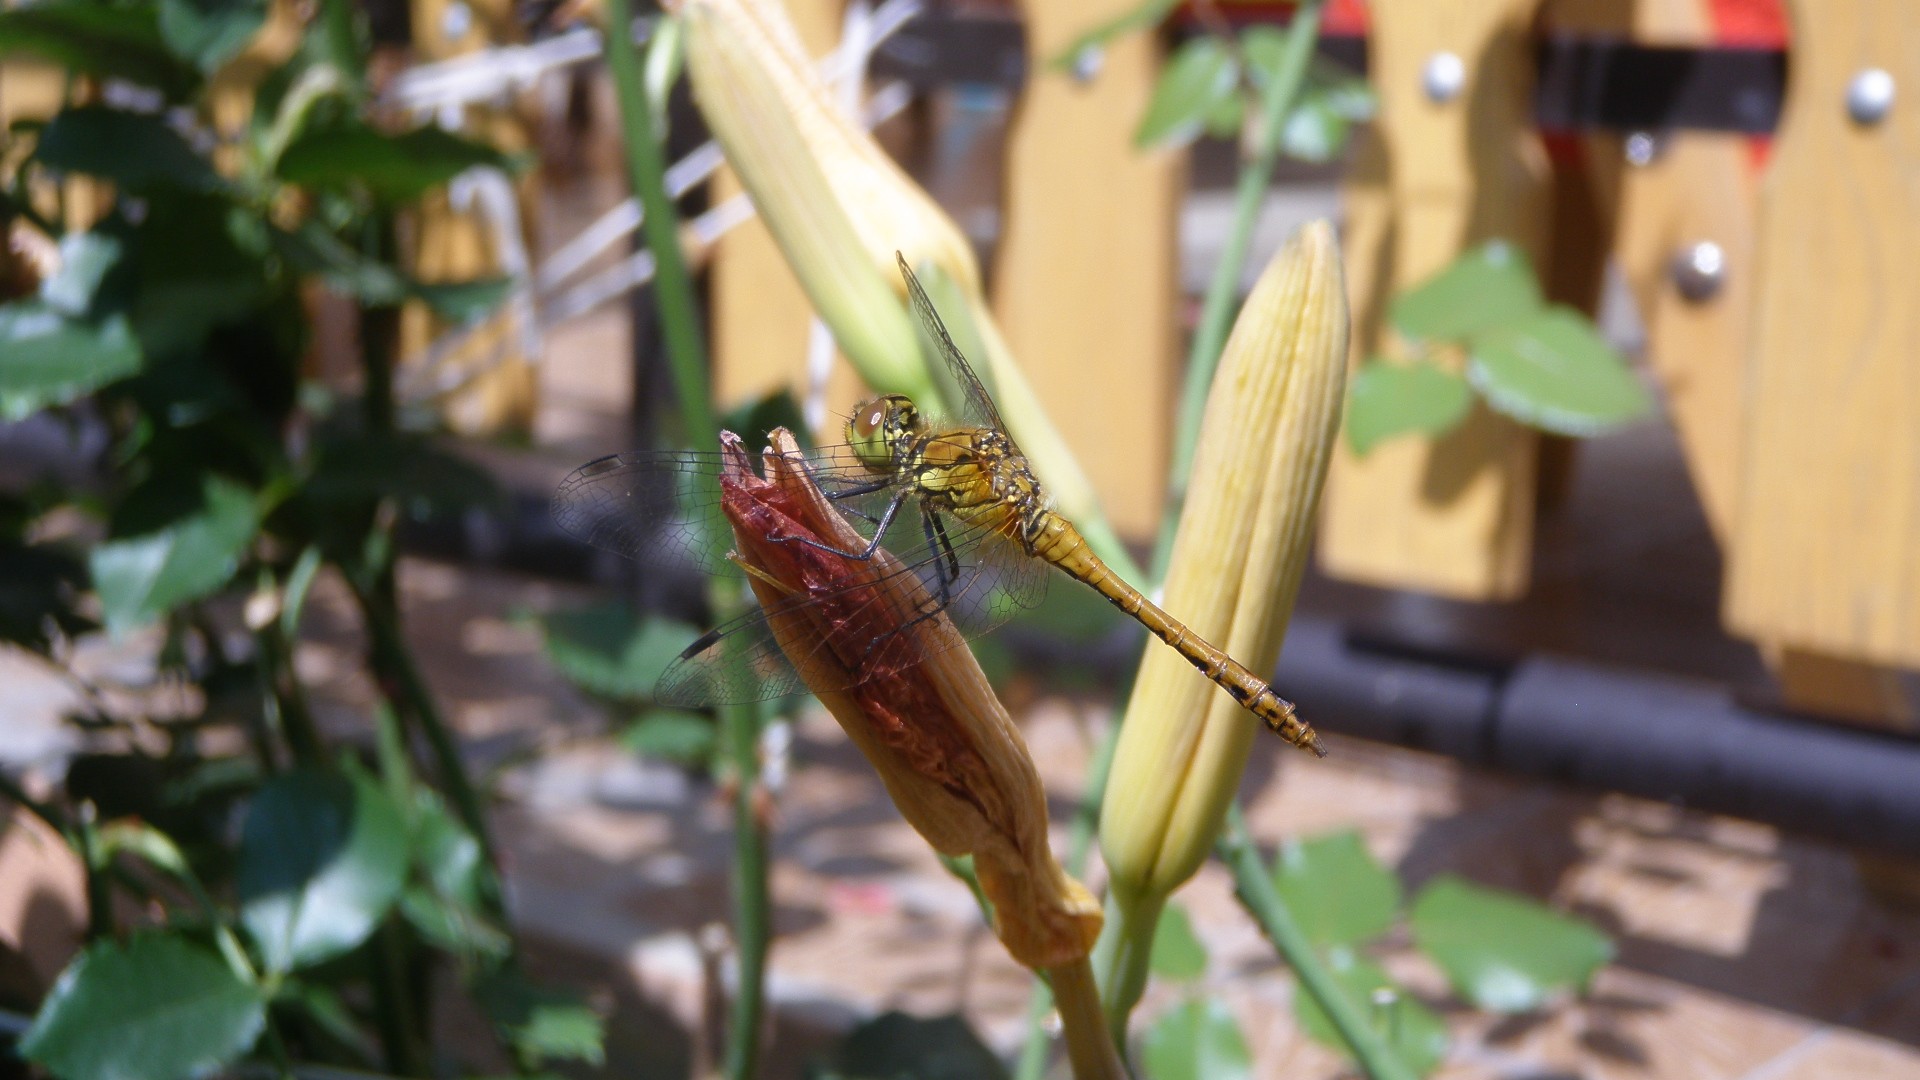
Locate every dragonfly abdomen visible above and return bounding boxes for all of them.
[1028,513,1324,756]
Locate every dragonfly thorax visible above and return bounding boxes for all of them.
[846,394,926,471]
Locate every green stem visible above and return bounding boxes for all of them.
[602,1,717,451]
[604,9,772,1076]
[1151,0,1326,581]
[1218,806,1416,1080]
[368,918,430,1077]
[722,703,770,1080]
[76,803,113,940]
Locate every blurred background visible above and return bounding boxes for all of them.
[4,0,1920,1077]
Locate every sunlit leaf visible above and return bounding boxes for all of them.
[277,117,512,203]
[476,971,607,1069]
[1048,0,1178,73]
[1293,953,1449,1077]
[1467,307,1652,436]
[41,228,128,317]
[1149,902,1208,981]
[1390,241,1543,343]
[1272,830,1404,948]
[90,477,258,634]
[1134,37,1239,150]
[1141,998,1252,1080]
[1344,359,1473,455]
[620,709,717,765]
[1410,875,1613,1012]
[412,276,513,324]
[238,767,410,973]
[540,603,703,700]
[0,300,142,421]
[21,934,265,1080]
[157,0,268,72]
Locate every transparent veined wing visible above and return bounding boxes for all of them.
[896,253,1013,440]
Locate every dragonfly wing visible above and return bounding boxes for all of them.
[552,446,903,577]
[896,253,1010,437]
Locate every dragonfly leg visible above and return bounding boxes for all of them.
[778,488,910,562]
[923,508,960,611]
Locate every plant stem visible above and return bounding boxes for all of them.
[1152,0,1326,580]
[602,0,717,451]
[1015,717,1121,1080]
[1218,806,1416,1080]
[602,9,770,1076]
[1046,957,1131,1080]
[722,706,770,1080]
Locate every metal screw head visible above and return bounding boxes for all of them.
[1671,241,1726,303]
[1848,68,1895,125]
[1070,45,1104,84]
[440,0,473,42]
[1422,52,1465,103]
[1624,130,1663,167]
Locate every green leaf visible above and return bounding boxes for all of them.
[1134,37,1239,150]
[1467,307,1652,436]
[539,603,703,700]
[237,767,410,973]
[1390,241,1544,343]
[20,933,265,1080]
[1140,998,1252,1080]
[42,228,128,317]
[1272,830,1405,948]
[125,194,275,358]
[412,275,513,323]
[620,709,717,765]
[1293,953,1449,1077]
[0,300,142,421]
[642,13,684,136]
[833,1011,1007,1080]
[90,477,258,634]
[277,117,511,202]
[1280,83,1366,163]
[399,884,511,960]
[271,220,409,304]
[157,0,268,72]
[1148,901,1208,981]
[0,1,198,99]
[34,105,220,191]
[476,971,607,1068]
[305,433,500,515]
[1344,359,1474,456]
[1410,874,1613,1012]
[1048,0,1178,73]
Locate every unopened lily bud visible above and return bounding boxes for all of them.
[1097,221,1349,1014]
[716,428,1101,969]
[672,0,1125,571]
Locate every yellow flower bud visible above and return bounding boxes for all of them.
[1096,221,1349,1015]
[672,0,1129,575]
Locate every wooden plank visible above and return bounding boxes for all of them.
[1724,0,1920,670]
[992,0,1179,542]
[1317,0,1550,600]
[709,0,862,425]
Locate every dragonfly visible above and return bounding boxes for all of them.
[554,254,1323,755]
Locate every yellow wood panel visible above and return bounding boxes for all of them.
[401,0,540,434]
[1317,0,1549,600]
[710,0,866,428]
[992,0,1179,542]
[1724,0,1920,669]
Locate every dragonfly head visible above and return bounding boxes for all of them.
[846,394,923,471]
